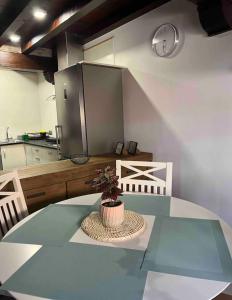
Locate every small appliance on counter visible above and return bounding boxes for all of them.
[45,136,57,144]
[22,131,48,141]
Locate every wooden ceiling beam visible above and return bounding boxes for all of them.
[21,0,169,54]
[22,0,106,54]
[187,0,205,4]
[0,0,86,48]
[79,0,170,44]
[0,0,31,36]
[0,51,57,72]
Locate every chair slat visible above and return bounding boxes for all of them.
[159,187,164,195]
[2,203,13,230]
[0,208,7,235]
[153,186,158,194]
[13,198,23,221]
[12,175,28,217]
[0,227,3,239]
[8,201,18,225]
[0,171,28,239]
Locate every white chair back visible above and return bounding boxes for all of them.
[0,171,28,238]
[116,160,173,196]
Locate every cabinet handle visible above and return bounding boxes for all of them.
[27,192,46,199]
[3,150,6,159]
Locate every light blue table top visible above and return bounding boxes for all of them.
[1,193,232,300]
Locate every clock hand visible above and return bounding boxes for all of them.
[163,39,167,54]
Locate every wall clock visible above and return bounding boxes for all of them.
[152,23,180,57]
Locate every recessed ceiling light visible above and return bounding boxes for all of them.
[33,8,47,20]
[9,34,21,43]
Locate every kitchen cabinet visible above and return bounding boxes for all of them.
[24,145,34,165]
[25,145,58,165]
[0,152,152,212]
[67,175,96,198]
[40,147,58,163]
[24,182,66,213]
[0,152,153,213]
[0,144,58,170]
[0,144,26,170]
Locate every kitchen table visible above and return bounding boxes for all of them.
[0,193,232,300]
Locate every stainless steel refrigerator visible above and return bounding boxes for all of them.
[54,62,124,159]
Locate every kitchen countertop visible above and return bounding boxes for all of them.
[0,152,153,188]
[0,152,153,213]
[0,139,57,150]
[0,151,152,180]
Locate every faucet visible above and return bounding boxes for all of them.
[6,127,10,141]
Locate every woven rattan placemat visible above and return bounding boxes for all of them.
[81,210,145,242]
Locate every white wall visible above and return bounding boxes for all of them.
[38,72,57,136]
[84,38,115,65]
[84,0,232,227]
[0,70,57,139]
[0,69,41,139]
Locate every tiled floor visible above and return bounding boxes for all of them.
[215,294,232,300]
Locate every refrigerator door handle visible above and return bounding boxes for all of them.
[55,125,62,160]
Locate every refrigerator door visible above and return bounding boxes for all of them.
[82,64,124,155]
[54,65,87,159]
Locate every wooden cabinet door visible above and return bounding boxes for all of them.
[67,176,96,198]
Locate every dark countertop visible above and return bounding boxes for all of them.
[0,139,57,150]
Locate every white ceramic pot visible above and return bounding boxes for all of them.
[100,200,124,227]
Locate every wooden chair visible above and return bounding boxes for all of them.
[116,160,173,196]
[0,171,28,239]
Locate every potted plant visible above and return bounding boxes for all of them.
[88,166,124,227]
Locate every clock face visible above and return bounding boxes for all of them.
[152,23,179,57]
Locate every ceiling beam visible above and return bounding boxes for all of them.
[0,51,57,72]
[0,0,31,36]
[0,0,87,48]
[21,0,169,54]
[188,0,202,3]
[80,0,170,44]
[22,0,107,54]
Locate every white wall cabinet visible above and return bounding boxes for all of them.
[1,144,27,170]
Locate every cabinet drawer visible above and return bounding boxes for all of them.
[25,145,58,165]
[67,176,95,198]
[41,148,58,163]
[24,183,66,213]
[31,146,41,154]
